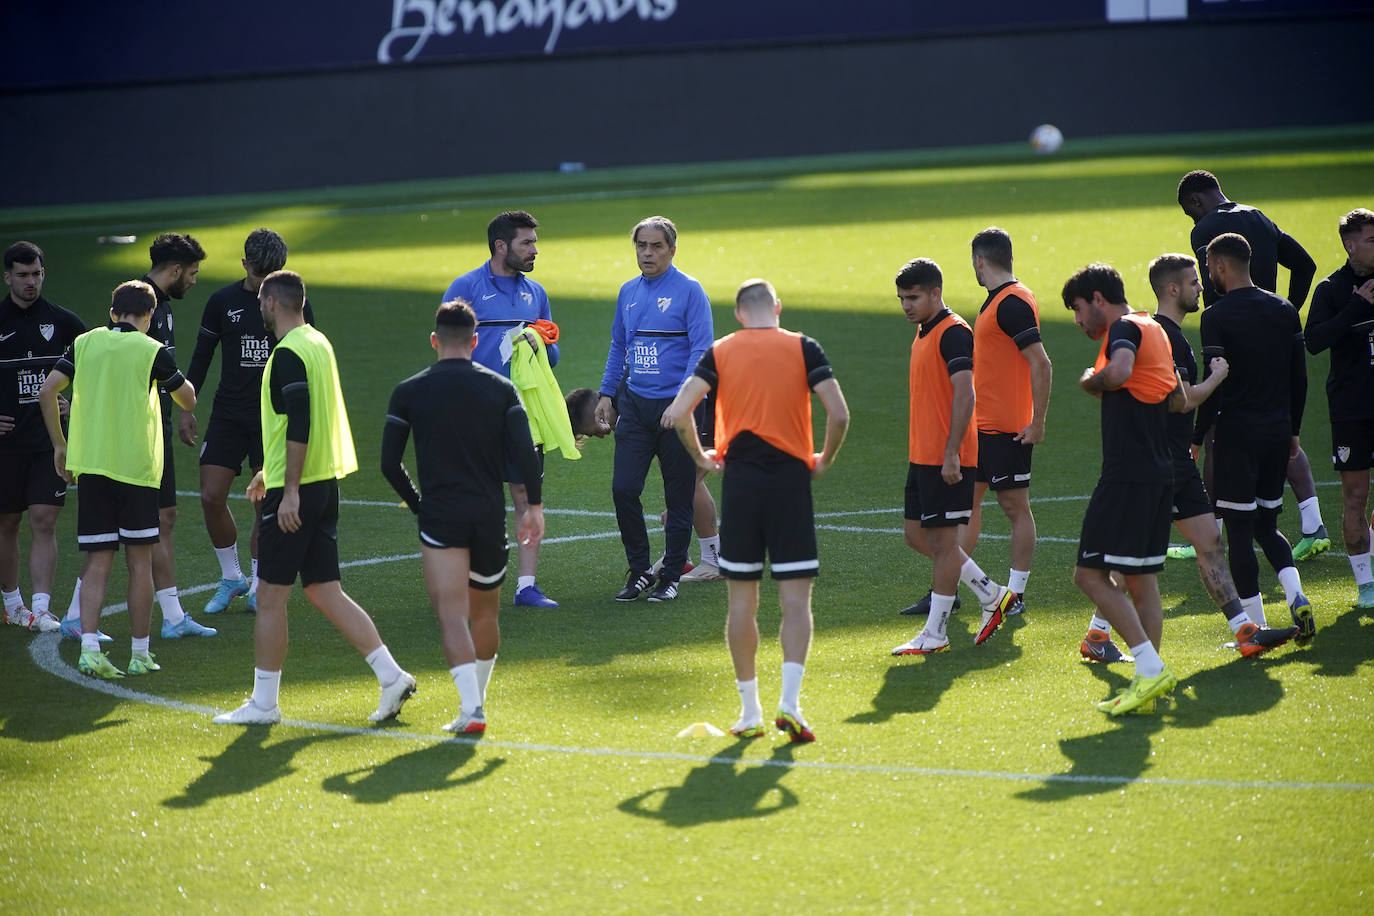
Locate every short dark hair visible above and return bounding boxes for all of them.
[243,228,288,276]
[487,210,538,255]
[1338,208,1374,239]
[736,278,777,311]
[1176,169,1220,205]
[1147,253,1196,297]
[260,269,306,311]
[111,279,157,317]
[895,258,942,291]
[565,387,599,429]
[4,241,44,270]
[435,298,476,343]
[971,227,1013,271]
[632,216,677,247]
[1206,232,1251,267]
[1062,263,1127,309]
[148,232,206,268]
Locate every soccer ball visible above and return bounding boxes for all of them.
[1029,123,1063,155]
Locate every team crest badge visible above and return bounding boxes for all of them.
[521,292,533,305]
[39,323,54,341]
[657,297,672,312]
[1338,446,1351,463]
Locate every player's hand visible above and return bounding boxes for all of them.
[52,445,75,486]
[57,397,72,419]
[698,447,724,474]
[0,413,13,436]
[178,410,198,446]
[1190,443,1201,462]
[1208,356,1229,381]
[1014,420,1045,445]
[811,453,835,481]
[595,396,617,432]
[246,470,266,507]
[516,329,539,350]
[1289,435,1301,461]
[519,505,545,547]
[1356,278,1374,305]
[277,488,302,533]
[940,455,963,485]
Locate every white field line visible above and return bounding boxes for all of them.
[26,633,1374,792]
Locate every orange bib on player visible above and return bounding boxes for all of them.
[713,328,816,468]
[1094,312,1177,404]
[973,282,1039,434]
[909,312,978,467]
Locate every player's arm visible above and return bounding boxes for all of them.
[537,290,559,367]
[940,368,972,484]
[1193,310,1223,444]
[1305,278,1372,354]
[180,302,220,444]
[38,364,74,483]
[811,377,849,481]
[1170,356,1228,413]
[1019,341,1052,444]
[665,376,718,472]
[1277,231,1316,310]
[681,285,714,391]
[380,389,421,513]
[152,345,196,412]
[1288,317,1307,450]
[504,395,545,546]
[270,349,311,533]
[1080,331,1137,393]
[596,288,632,427]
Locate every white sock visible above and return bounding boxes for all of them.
[131,636,150,655]
[1226,611,1251,634]
[928,593,956,639]
[780,661,805,714]
[1298,497,1323,534]
[1007,569,1030,594]
[249,558,259,595]
[1350,552,1373,586]
[959,558,1000,605]
[1241,594,1266,628]
[251,668,281,709]
[1276,566,1302,605]
[65,578,82,621]
[214,544,243,580]
[364,645,403,686]
[1089,614,1112,634]
[32,593,50,614]
[450,662,481,714]
[517,575,535,591]
[2,588,22,613]
[700,535,721,566]
[1130,642,1165,679]
[81,633,100,653]
[736,678,762,721]
[476,655,497,704]
[157,586,186,625]
[1215,517,1224,537]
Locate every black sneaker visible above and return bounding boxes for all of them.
[646,574,679,603]
[615,570,654,602]
[899,590,960,616]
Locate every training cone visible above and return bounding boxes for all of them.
[676,721,725,738]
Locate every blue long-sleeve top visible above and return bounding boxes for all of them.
[598,265,712,400]
[441,261,558,378]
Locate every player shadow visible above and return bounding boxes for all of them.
[1302,604,1374,680]
[321,740,505,804]
[1020,648,1293,801]
[0,678,125,743]
[162,728,350,809]
[845,617,1025,725]
[616,740,799,827]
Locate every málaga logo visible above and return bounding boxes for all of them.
[657,297,671,312]
[378,0,677,63]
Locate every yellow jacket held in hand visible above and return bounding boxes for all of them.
[509,329,579,461]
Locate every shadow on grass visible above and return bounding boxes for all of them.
[616,740,798,827]
[163,728,351,809]
[0,669,126,743]
[845,616,1026,725]
[1020,648,1294,801]
[1302,604,1374,680]
[321,740,505,804]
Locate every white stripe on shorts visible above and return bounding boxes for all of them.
[771,559,819,573]
[470,567,505,585]
[1104,552,1167,568]
[419,530,446,547]
[1214,498,1257,512]
[77,532,119,544]
[119,526,159,539]
[719,558,764,573]
[1256,496,1284,509]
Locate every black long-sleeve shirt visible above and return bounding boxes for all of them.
[381,358,540,516]
[1191,202,1317,309]
[1305,261,1374,422]
[1196,286,1306,444]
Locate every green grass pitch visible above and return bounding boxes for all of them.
[2,125,1373,913]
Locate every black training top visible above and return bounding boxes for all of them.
[1191,202,1316,309]
[1098,318,1173,485]
[1305,262,1374,422]
[1152,313,1199,473]
[185,279,316,420]
[1196,286,1306,444]
[0,294,87,452]
[381,358,541,514]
